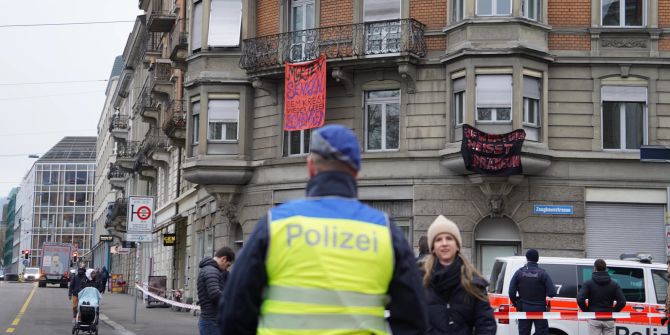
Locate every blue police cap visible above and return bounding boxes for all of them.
[310,124,361,171]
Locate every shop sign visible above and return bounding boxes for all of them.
[163,233,176,246]
[533,205,574,215]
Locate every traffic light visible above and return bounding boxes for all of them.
[23,250,29,259]
[72,252,78,263]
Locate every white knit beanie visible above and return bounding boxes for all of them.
[427,215,462,252]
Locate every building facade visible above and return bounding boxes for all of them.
[3,188,18,271]
[95,0,670,303]
[13,137,96,273]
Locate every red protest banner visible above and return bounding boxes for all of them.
[284,54,326,131]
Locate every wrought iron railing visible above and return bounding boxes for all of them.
[163,99,186,132]
[148,62,172,91]
[141,131,170,154]
[240,18,426,71]
[109,114,129,132]
[107,164,128,179]
[145,31,162,55]
[117,141,140,159]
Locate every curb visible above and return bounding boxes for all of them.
[98,313,136,335]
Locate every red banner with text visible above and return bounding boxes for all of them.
[284,55,326,131]
[461,124,525,176]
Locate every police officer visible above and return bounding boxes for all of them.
[508,249,556,335]
[218,124,428,335]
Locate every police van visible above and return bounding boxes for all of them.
[488,255,668,335]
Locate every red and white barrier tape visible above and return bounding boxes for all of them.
[134,283,200,311]
[494,312,666,320]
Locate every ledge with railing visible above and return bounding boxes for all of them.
[163,99,186,137]
[240,18,426,72]
[109,115,130,132]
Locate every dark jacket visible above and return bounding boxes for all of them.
[577,271,626,320]
[508,262,556,310]
[82,277,103,293]
[69,274,87,298]
[218,171,428,335]
[198,257,226,321]
[425,262,497,335]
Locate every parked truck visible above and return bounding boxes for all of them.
[38,242,73,288]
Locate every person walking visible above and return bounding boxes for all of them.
[68,267,87,324]
[422,215,496,335]
[218,124,428,335]
[198,246,235,335]
[577,259,626,335]
[416,235,430,266]
[99,266,109,294]
[508,249,556,335]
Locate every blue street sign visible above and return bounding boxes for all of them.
[533,205,574,215]
[22,259,29,266]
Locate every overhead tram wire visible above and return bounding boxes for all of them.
[0,80,108,86]
[0,20,134,28]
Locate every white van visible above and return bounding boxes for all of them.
[488,256,668,335]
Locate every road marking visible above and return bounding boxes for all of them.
[98,314,136,335]
[4,283,37,333]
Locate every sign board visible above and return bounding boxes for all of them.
[126,233,152,243]
[163,233,176,246]
[640,145,670,163]
[533,205,574,215]
[22,259,29,266]
[127,196,155,233]
[99,235,113,242]
[117,247,131,255]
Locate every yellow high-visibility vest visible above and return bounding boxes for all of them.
[259,197,394,335]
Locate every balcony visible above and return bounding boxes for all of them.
[109,115,130,141]
[135,87,160,123]
[146,0,176,32]
[116,141,140,170]
[107,163,130,190]
[141,133,170,164]
[142,31,162,65]
[105,197,128,232]
[163,99,186,141]
[148,61,172,96]
[240,19,426,74]
[170,31,188,65]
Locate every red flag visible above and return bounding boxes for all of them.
[284,54,326,131]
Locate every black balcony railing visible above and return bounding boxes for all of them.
[117,141,140,159]
[147,0,176,32]
[109,115,129,132]
[163,99,186,134]
[240,19,426,72]
[107,164,128,180]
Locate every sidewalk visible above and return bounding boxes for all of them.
[99,292,198,335]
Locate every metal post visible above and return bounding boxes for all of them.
[133,242,140,324]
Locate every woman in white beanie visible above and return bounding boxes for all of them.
[423,215,496,335]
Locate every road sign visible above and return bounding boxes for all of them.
[126,233,153,242]
[127,196,155,233]
[99,235,113,242]
[533,205,574,215]
[22,259,29,266]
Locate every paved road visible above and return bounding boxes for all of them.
[0,280,198,335]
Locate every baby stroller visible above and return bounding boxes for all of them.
[72,287,101,335]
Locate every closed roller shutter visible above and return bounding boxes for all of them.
[585,203,666,263]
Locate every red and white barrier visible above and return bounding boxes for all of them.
[134,283,200,311]
[494,311,666,320]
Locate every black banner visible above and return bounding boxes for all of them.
[163,233,176,246]
[461,124,525,176]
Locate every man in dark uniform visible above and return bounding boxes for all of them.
[508,249,556,335]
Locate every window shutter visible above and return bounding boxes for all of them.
[523,76,541,99]
[476,75,512,108]
[602,86,646,102]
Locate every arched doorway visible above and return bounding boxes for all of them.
[475,216,521,280]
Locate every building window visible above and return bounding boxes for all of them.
[453,77,466,126]
[523,76,541,127]
[364,0,401,54]
[452,0,465,22]
[192,1,203,51]
[475,75,512,123]
[208,100,239,141]
[602,0,645,27]
[477,0,512,16]
[191,101,200,144]
[523,0,540,20]
[601,86,646,150]
[208,0,243,47]
[289,0,316,61]
[365,90,400,151]
[284,129,311,156]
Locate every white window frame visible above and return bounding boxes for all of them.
[207,99,239,142]
[601,86,648,151]
[365,90,401,152]
[192,0,203,51]
[284,129,311,156]
[289,0,316,61]
[475,74,513,124]
[453,77,466,126]
[191,101,200,144]
[523,0,541,21]
[601,0,647,27]
[452,0,465,22]
[523,76,541,127]
[208,0,243,47]
[476,0,513,16]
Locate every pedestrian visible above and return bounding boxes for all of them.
[198,246,235,335]
[577,259,626,335]
[508,249,557,335]
[100,266,109,294]
[218,124,428,335]
[83,268,103,293]
[416,235,430,266]
[423,215,497,335]
[68,266,87,324]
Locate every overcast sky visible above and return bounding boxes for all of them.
[0,1,141,196]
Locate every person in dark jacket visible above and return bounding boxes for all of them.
[99,266,109,294]
[68,267,87,323]
[218,125,428,335]
[577,259,626,335]
[197,246,234,335]
[416,235,430,266]
[508,249,556,335]
[423,215,497,335]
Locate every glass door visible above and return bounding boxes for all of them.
[290,0,315,61]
